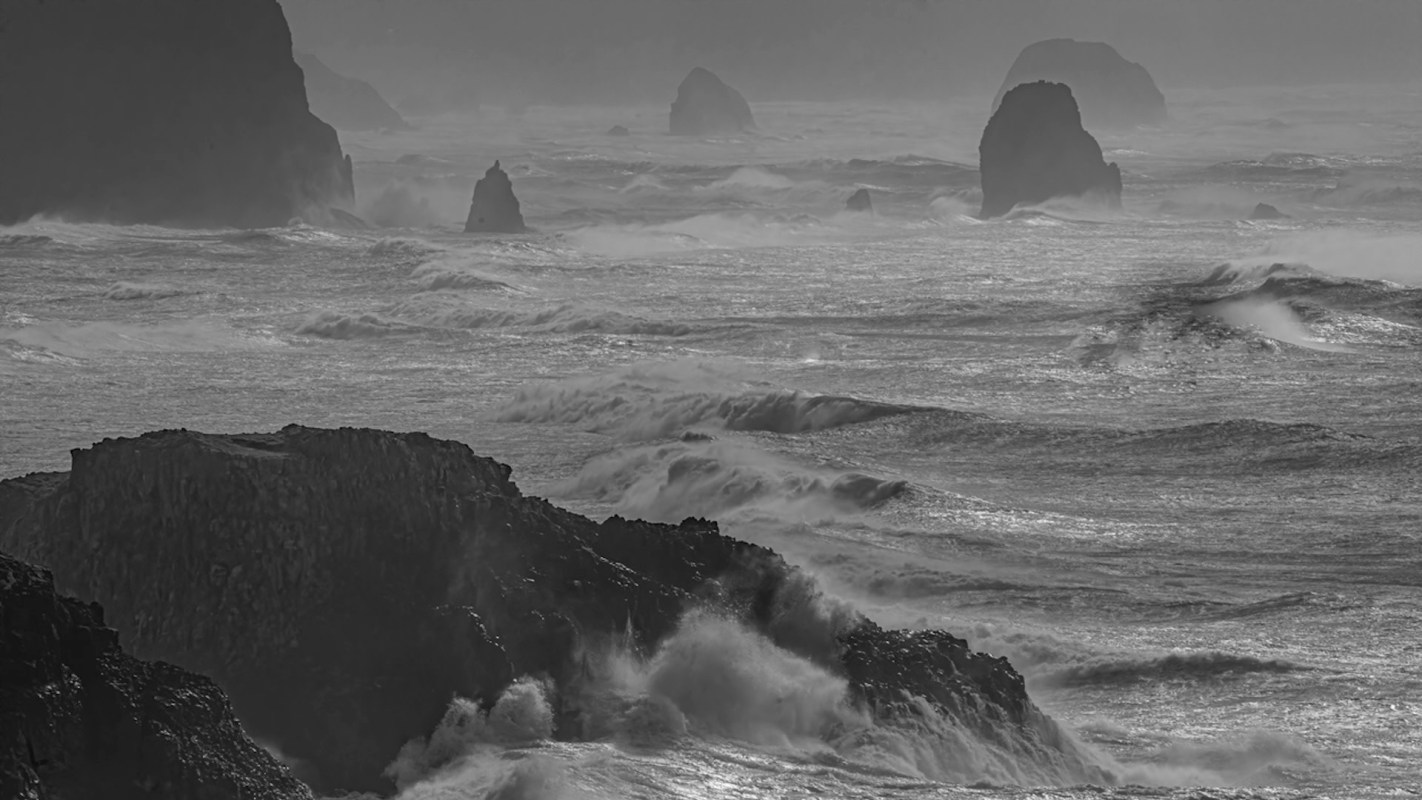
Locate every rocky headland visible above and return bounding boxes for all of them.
[992,39,1166,129]
[0,0,354,228]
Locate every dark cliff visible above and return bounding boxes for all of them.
[992,39,1166,130]
[294,51,406,132]
[0,426,1109,793]
[0,551,311,800]
[0,0,354,228]
[979,81,1123,219]
[464,161,526,233]
[669,67,755,136]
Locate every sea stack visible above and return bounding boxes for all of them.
[0,0,354,228]
[0,426,1114,793]
[464,160,526,233]
[669,67,755,135]
[295,51,406,131]
[846,188,874,213]
[993,39,1166,129]
[1249,202,1288,220]
[0,551,311,800]
[978,81,1123,218]
[607,125,631,136]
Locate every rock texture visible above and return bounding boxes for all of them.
[0,551,311,800]
[846,188,873,213]
[669,67,755,136]
[0,0,354,228]
[294,51,406,132]
[993,39,1166,129]
[0,426,1111,794]
[463,161,526,233]
[979,81,1123,218]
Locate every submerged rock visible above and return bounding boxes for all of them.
[993,39,1166,129]
[1249,202,1288,220]
[0,550,311,800]
[295,51,406,132]
[464,160,526,233]
[846,188,874,213]
[978,81,1123,218]
[0,0,354,228]
[607,125,631,136]
[0,426,1114,793]
[669,67,755,135]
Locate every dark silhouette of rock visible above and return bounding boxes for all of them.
[846,188,873,213]
[993,39,1166,129]
[669,67,755,135]
[1249,202,1288,220]
[295,51,406,132]
[607,125,631,136]
[0,426,1113,794]
[464,160,526,233]
[0,550,311,800]
[979,81,1123,218]
[0,0,354,228]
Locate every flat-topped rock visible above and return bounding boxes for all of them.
[669,67,755,136]
[993,39,1166,129]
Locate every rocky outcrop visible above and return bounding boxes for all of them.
[294,51,406,132]
[0,551,311,800]
[1249,202,1288,220]
[463,161,526,233]
[0,426,1112,794]
[669,67,755,136]
[0,0,354,228]
[978,81,1123,218]
[846,188,873,213]
[993,39,1166,129]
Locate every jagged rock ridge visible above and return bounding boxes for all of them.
[993,39,1166,129]
[979,81,1123,218]
[294,51,406,132]
[0,551,311,800]
[0,426,1112,794]
[669,67,755,135]
[464,160,527,233]
[0,0,353,228]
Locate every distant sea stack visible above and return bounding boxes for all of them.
[295,51,406,132]
[0,426,1113,793]
[993,39,1166,129]
[669,67,755,135]
[1249,202,1288,220]
[0,551,311,800]
[0,0,354,228]
[846,188,874,213]
[464,160,526,233]
[979,81,1123,218]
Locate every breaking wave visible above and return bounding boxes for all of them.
[104,282,189,301]
[1034,652,1305,689]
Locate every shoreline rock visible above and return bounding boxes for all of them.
[979,81,1123,218]
[669,67,755,136]
[0,0,354,228]
[464,160,527,233]
[993,39,1166,129]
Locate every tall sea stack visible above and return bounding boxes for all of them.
[669,67,755,135]
[295,51,406,132]
[0,426,1114,793]
[0,0,354,228]
[464,161,527,233]
[979,81,1123,218]
[993,39,1166,129]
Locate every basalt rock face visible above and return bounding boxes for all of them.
[669,67,755,136]
[979,81,1123,218]
[993,39,1166,129]
[464,160,526,233]
[0,426,1109,793]
[0,0,354,228]
[0,552,311,800]
[294,51,406,132]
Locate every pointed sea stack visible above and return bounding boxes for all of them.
[0,0,354,228]
[978,81,1123,219]
[464,160,526,233]
[846,188,873,213]
[669,67,755,135]
[0,426,1115,793]
[993,39,1166,129]
[0,551,311,799]
[295,51,406,132]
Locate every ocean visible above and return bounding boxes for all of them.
[2,84,1420,798]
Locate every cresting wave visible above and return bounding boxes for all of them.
[296,299,692,339]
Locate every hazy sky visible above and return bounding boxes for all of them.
[279,0,1422,107]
